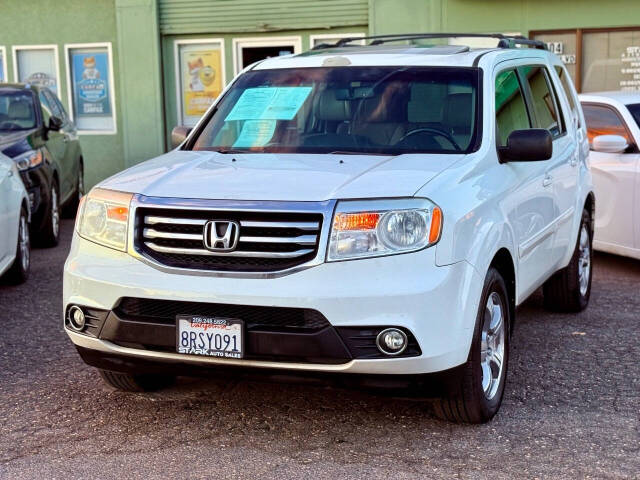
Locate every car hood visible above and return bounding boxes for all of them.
[99,150,463,201]
[0,129,39,157]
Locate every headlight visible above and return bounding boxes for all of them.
[327,198,442,261]
[76,188,133,251]
[14,150,43,171]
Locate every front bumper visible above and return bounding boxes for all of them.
[64,234,484,375]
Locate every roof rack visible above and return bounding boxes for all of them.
[312,33,547,51]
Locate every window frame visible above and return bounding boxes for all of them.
[231,36,302,77]
[63,42,118,135]
[173,37,227,128]
[517,64,567,140]
[11,44,61,96]
[581,101,638,152]
[530,26,640,92]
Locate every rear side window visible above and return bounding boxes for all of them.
[554,66,580,127]
[519,65,564,138]
[495,69,530,147]
[582,103,632,146]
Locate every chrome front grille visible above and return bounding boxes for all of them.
[135,206,324,273]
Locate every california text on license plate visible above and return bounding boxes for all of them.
[176,315,243,359]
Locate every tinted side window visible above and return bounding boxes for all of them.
[44,90,64,120]
[38,91,52,123]
[554,66,580,127]
[495,69,530,147]
[582,103,632,146]
[520,66,564,138]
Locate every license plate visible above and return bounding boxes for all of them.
[176,315,243,359]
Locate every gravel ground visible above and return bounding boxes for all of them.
[0,219,638,479]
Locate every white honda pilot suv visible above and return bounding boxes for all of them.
[64,34,594,423]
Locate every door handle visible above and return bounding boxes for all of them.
[543,174,553,187]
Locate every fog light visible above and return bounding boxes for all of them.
[68,306,86,331]
[376,328,408,355]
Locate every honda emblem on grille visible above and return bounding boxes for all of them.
[203,220,240,252]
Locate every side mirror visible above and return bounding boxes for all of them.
[499,128,552,163]
[171,126,192,149]
[48,115,63,132]
[592,134,628,154]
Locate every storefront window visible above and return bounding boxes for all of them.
[66,44,116,133]
[532,27,640,93]
[582,30,640,92]
[14,46,59,95]
[175,39,225,127]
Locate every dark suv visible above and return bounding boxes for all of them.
[0,84,84,246]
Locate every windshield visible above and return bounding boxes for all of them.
[627,103,640,129]
[0,91,37,131]
[191,67,480,155]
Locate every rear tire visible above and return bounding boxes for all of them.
[98,369,175,392]
[5,206,30,284]
[543,208,592,313]
[38,180,60,247]
[432,267,510,423]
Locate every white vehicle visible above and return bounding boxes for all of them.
[64,34,594,423]
[0,151,30,283]
[578,91,640,260]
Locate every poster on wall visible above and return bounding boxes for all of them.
[71,51,111,117]
[178,42,223,126]
[67,45,115,132]
[15,47,58,94]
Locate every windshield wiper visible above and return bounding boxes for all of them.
[214,148,251,154]
[329,150,390,156]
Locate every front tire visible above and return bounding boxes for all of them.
[98,369,175,392]
[4,206,30,284]
[543,208,592,313]
[432,267,510,423]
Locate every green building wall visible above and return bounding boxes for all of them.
[370,0,640,36]
[0,0,126,189]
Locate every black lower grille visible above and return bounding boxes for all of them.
[115,297,330,332]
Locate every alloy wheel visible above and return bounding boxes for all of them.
[19,214,30,272]
[480,291,505,400]
[578,225,591,297]
[51,187,59,239]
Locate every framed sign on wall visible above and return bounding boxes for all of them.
[174,39,225,127]
[12,45,60,95]
[65,43,117,134]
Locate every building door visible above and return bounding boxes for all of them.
[233,37,302,76]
